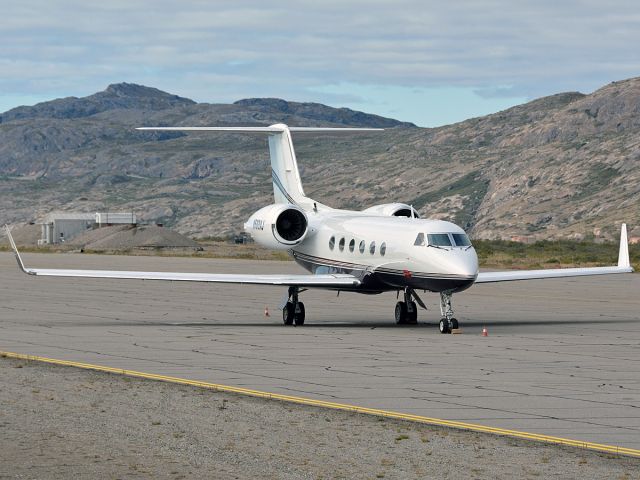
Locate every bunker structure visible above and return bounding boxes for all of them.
[38,212,136,245]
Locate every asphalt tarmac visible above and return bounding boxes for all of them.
[1,252,639,451]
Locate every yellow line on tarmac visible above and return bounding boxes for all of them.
[2,350,640,459]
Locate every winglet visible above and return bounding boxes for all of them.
[4,225,29,274]
[618,223,631,270]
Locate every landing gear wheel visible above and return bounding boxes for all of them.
[395,301,408,324]
[439,318,452,334]
[294,302,305,326]
[282,302,295,325]
[450,318,459,330]
[407,301,418,324]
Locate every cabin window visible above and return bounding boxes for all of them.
[349,239,355,252]
[329,236,335,250]
[452,233,471,247]
[380,242,386,256]
[369,241,376,255]
[427,233,452,247]
[414,232,425,246]
[339,237,345,252]
[359,240,365,254]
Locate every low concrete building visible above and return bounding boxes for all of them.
[96,212,136,227]
[38,212,137,245]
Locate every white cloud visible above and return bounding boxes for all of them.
[0,0,639,123]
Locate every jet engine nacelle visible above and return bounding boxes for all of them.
[244,204,308,249]
[362,203,420,218]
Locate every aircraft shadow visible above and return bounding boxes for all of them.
[89,318,638,329]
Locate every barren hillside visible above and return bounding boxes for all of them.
[1,79,638,241]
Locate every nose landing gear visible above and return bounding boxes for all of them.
[438,291,458,334]
[282,286,305,326]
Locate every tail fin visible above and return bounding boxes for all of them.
[137,124,382,208]
[268,124,307,205]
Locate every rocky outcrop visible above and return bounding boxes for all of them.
[0,83,195,123]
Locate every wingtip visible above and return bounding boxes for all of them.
[4,225,28,273]
[618,223,631,270]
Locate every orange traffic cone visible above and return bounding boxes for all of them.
[481,326,488,337]
[264,306,270,317]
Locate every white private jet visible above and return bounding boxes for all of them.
[5,124,633,333]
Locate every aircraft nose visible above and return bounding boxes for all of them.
[450,249,479,278]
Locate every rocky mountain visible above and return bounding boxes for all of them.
[0,83,196,123]
[0,79,638,241]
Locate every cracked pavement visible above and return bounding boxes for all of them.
[1,252,639,450]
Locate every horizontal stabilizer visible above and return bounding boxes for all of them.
[136,125,383,133]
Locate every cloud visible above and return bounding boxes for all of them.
[0,0,639,122]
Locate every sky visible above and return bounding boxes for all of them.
[1,1,639,127]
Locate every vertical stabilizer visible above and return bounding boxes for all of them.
[268,124,308,205]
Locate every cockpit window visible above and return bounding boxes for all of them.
[427,233,452,247]
[414,233,425,246]
[452,233,471,247]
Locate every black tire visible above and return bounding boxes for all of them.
[395,301,407,324]
[294,302,305,326]
[407,301,418,324]
[450,318,459,330]
[439,318,451,334]
[283,302,294,325]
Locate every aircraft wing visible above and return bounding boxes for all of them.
[476,224,633,283]
[4,227,360,288]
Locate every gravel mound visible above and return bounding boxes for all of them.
[70,225,200,249]
[66,224,129,247]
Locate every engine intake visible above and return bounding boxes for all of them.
[245,204,309,249]
[275,208,307,241]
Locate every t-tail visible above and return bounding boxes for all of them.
[137,124,382,209]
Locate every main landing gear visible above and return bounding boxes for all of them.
[395,288,420,325]
[438,291,458,334]
[282,286,305,326]
[281,286,458,332]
